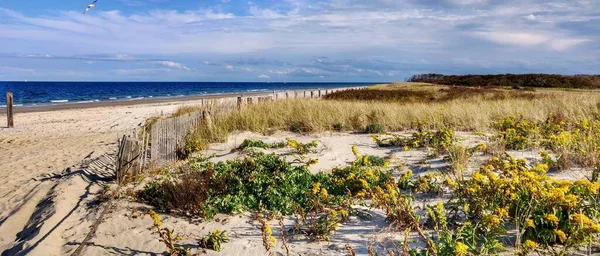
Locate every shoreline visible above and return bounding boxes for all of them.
[0,86,365,114]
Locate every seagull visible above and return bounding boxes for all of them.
[83,0,99,14]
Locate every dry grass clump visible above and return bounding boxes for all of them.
[171,105,203,117]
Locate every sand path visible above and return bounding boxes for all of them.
[0,100,201,255]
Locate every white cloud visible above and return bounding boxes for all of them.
[473,31,590,51]
[156,61,192,71]
[258,74,270,78]
[524,14,537,21]
[0,66,35,73]
[474,31,548,46]
[549,39,590,51]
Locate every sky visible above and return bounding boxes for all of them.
[0,0,598,82]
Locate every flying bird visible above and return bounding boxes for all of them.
[83,0,99,14]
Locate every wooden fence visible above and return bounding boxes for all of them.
[116,87,361,173]
[115,130,149,184]
[150,111,204,163]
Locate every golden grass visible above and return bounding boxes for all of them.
[186,90,599,144]
[368,82,441,91]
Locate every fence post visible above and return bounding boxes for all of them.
[6,92,14,128]
[304,91,306,98]
[247,97,253,105]
[203,109,213,133]
[311,91,314,98]
[285,92,289,99]
[237,96,242,110]
[318,90,322,97]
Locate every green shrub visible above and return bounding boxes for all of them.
[200,229,229,252]
[238,139,269,149]
[365,123,385,134]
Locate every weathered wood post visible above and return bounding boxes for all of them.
[318,90,322,97]
[304,91,306,98]
[237,96,243,110]
[203,108,213,133]
[6,92,14,128]
[247,97,253,105]
[285,92,289,99]
[311,91,314,98]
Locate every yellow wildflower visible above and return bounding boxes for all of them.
[403,145,410,151]
[554,229,567,243]
[149,210,163,227]
[496,206,509,219]
[525,219,535,228]
[522,240,538,251]
[483,214,501,226]
[445,178,458,188]
[455,241,468,256]
[320,188,329,199]
[339,209,349,219]
[545,213,559,227]
[351,145,360,156]
[312,182,321,194]
[359,179,369,188]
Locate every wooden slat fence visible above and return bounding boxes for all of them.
[151,111,204,164]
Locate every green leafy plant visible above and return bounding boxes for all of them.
[287,138,318,155]
[199,229,229,252]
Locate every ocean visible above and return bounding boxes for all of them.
[0,81,374,107]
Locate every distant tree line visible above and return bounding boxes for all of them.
[408,74,600,88]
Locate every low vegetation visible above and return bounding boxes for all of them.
[409,73,600,89]
[323,86,544,103]
[136,83,600,255]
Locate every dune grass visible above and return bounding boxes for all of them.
[184,87,600,150]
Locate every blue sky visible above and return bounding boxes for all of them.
[0,0,598,81]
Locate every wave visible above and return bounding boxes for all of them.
[109,97,117,100]
[125,96,132,99]
[75,100,100,104]
[50,100,69,103]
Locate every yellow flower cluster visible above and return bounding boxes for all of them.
[149,209,163,227]
[545,213,559,227]
[455,241,468,256]
[455,155,600,251]
[571,213,600,232]
[522,239,538,251]
[553,229,567,243]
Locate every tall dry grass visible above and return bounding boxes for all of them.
[186,90,600,148]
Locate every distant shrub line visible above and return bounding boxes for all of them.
[408,73,600,88]
[323,87,545,103]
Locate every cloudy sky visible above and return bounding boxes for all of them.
[0,0,598,81]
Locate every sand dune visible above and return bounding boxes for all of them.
[0,100,201,255]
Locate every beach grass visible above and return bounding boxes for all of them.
[184,85,600,149]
